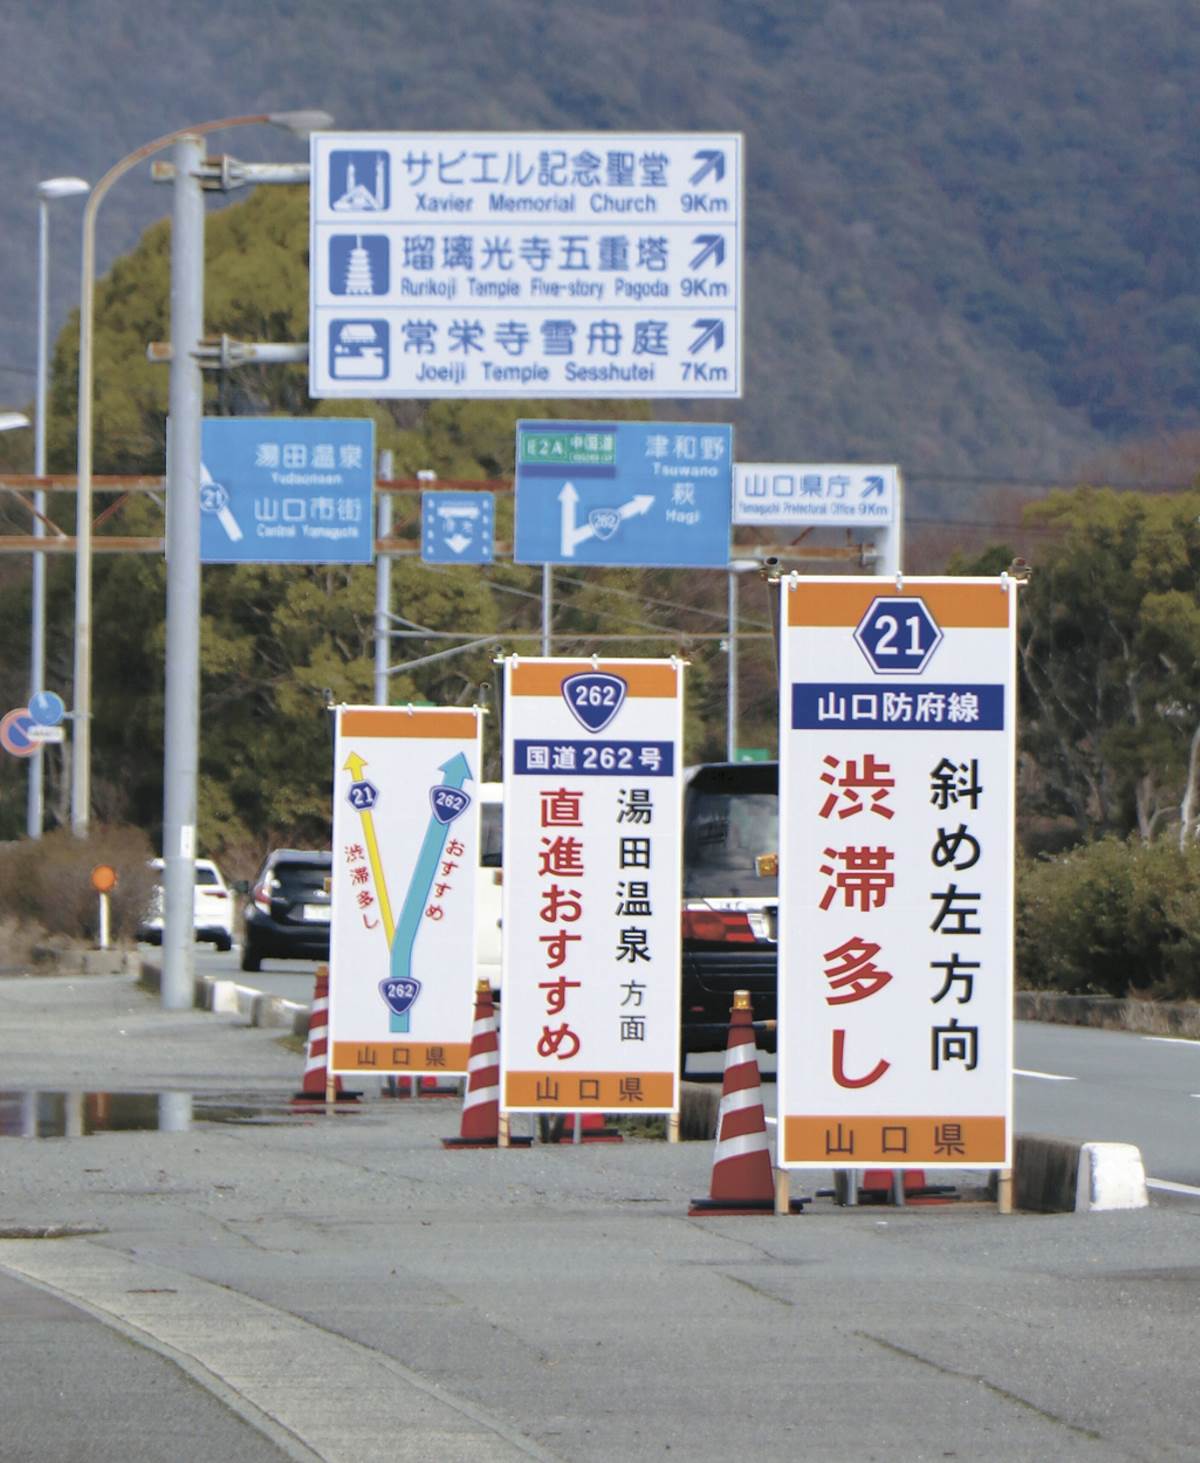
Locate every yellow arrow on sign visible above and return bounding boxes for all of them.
[343,749,394,943]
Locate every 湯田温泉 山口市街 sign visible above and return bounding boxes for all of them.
[199,417,375,565]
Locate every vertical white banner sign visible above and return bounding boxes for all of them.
[329,705,483,1076]
[777,578,1017,1169]
[501,658,683,1114]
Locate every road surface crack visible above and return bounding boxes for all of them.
[856,1330,1103,1442]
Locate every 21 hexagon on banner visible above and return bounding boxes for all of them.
[853,596,943,675]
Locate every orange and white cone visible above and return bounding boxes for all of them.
[443,981,531,1148]
[294,965,351,1101]
[690,990,780,1215]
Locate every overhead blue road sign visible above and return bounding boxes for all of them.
[309,132,743,400]
[514,420,732,568]
[421,491,495,564]
[200,418,375,565]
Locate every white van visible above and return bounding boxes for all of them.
[477,781,503,993]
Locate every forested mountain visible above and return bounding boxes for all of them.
[1,0,1198,512]
[3,0,1200,852]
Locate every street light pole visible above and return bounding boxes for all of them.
[155,110,332,1009]
[726,558,761,763]
[30,177,89,840]
[71,110,330,839]
[159,133,206,1008]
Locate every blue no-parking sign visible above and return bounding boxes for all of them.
[513,419,732,568]
[199,418,375,565]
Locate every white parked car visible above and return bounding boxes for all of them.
[137,857,235,952]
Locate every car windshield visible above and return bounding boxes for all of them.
[683,765,778,898]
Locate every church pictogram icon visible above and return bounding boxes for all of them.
[330,151,389,212]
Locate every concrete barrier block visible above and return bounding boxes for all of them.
[1075,1142,1149,1211]
[677,1081,720,1141]
[206,979,242,1015]
[249,992,307,1031]
[1013,1134,1082,1212]
[1013,1134,1150,1212]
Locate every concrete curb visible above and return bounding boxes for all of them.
[1011,1134,1149,1213]
[35,948,141,976]
[137,959,309,1038]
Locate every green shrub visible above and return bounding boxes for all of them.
[0,826,156,945]
[1016,837,1200,1000]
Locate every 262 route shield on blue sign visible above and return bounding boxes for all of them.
[514,420,732,568]
[200,418,375,565]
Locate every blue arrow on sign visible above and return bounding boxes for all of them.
[689,319,725,353]
[690,150,725,185]
[381,752,474,1033]
[690,234,726,269]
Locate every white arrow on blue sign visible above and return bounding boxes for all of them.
[199,417,375,565]
[514,419,732,568]
[421,491,495,564]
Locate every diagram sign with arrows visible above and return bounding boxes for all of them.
[327,704,484,1077]
[514,419,733,567]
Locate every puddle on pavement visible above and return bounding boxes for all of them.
[0,1091,371,1139]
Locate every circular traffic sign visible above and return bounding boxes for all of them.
[90,864,118,893]
[0,708,38,758]
[28,690,65,727]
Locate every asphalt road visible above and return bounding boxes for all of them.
[14,967,1192,1461]
[183,945,1200,1194]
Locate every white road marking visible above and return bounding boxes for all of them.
[1147,1178,1200,1198]
[1142,1036,1200,1047]
[1015,1068,1076,1082]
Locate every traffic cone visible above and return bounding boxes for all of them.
[443,981,531,1148]
[690,990,797,1215]
[293,965,357,1102]
[859,1169,957,1206]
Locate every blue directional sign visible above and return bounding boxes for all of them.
[199,418,375,565]
[310,132,743,399]
[514,419,732,568]
[421,491,495,565]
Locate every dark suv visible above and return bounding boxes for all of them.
[240,849,332,972]
[681,761,779,1056]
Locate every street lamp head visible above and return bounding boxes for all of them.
[267,110,335,138]
[0,411,32,432]
[37,176,90,201]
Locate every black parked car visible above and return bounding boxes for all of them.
[681,761,779,1056]
[240,849,332,972]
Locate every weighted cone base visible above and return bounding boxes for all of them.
[291,1090,362,1103]
[688,1197,807,1216]
[441,1134,534,1149]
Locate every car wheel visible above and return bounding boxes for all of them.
[240,939,262,973]
[214,934,232,953]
